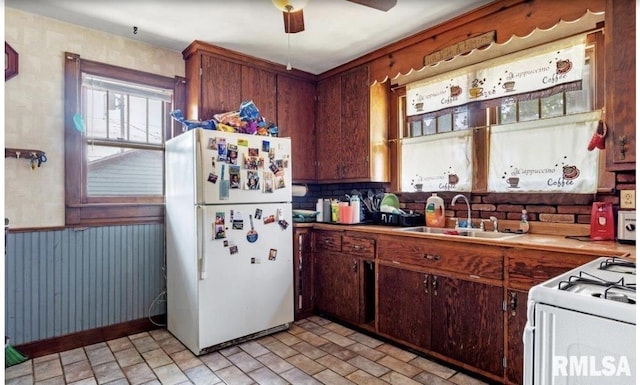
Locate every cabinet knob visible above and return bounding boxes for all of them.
[423,274,429,294]
[352,259,358,272]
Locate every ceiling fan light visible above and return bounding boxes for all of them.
[272,0,309,12]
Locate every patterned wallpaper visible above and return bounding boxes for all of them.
[4,8,185,228]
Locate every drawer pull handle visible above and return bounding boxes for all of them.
[352,245,362,250]
[423,254,441,261]
[352,259,358,272]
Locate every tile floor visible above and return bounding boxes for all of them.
[5,316,491,385]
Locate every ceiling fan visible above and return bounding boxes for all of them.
[273,0,397,34]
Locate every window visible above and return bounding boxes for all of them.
[64,52,184,226]
[398,34,603,193]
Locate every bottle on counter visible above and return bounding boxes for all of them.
[322,199,331,222]
[425,193,446,228]
[331,200,339,223]
[316,198,324,222]
[519,209,530,233]
[350,195,361,224]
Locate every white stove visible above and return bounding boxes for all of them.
[524,257,636,385]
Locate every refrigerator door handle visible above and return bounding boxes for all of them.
[198,205,207,280]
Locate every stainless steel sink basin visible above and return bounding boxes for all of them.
[394,226,523,240]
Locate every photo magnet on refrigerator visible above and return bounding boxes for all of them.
[268,249,277,261]
[214,212,226,239]
[247,215,258,243]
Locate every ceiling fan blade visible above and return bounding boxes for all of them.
[283,9,305,33]
[346,0,397,11]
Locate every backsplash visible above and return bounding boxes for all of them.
[294,171,635,227]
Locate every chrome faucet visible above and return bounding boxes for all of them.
[489,216,499,232]
[451,194,472,229]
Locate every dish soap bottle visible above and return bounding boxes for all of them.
[519,209,530,233]
[425,193,446,228]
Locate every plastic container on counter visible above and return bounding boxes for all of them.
[425,193,446,228]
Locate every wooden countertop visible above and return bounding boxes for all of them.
[295,222,636,259]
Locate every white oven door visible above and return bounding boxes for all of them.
[531,303,635,385]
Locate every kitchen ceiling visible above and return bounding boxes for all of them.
[5,0,494,75]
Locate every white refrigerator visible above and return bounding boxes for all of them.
[165,128,294,355]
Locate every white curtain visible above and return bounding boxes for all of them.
[488,111,600,193]
[401,130,473,192]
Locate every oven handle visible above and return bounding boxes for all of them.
[523,324,534,385]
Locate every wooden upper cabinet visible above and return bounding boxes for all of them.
[199,54,242,120]
[605,0,636,170]
[242,66,276,125]
[316,75,343,180]
[316,64,390,183]
[277,75,316,182]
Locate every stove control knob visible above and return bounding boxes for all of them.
[625,223,635,232]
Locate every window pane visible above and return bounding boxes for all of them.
[107,93,128,140]
[499,98,517,124]
[129,95,148,142]
[85,88,107,138]
[541,93,564,118]
[87,146,163,196]
[518,99,539,121]
[437,115,452,132]
[410,120,422,137]
[453,106,469,131]
[148,100,164,144]
[423,117,436,135]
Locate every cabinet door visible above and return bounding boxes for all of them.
[605,0,636,170]
[277,75,316,181]
[506,290,528,385]
[377,264,431,350]
[430,276,504,377]
[316,76,343,181]
[200,55,242,119]
[293,228,314,320]
[340,65,370,180]
[242,66,276,125]
[314,251,359,324]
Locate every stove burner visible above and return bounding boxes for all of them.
[598,257,636,275]
[558,271,628,290]
[591,288,636,304]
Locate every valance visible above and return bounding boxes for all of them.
[407,43,585,117]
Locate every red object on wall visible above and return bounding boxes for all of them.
[590,202,615,240]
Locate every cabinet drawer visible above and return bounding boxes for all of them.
[507,249,598,289]
[314,231,342,252]
[377,235,503,280]
[342,235,375,258]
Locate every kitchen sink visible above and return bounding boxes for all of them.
[394,226,524,240]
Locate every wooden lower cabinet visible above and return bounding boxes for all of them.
[506,290,528,385]
[504,250,598,385]
[313,232,376,327]
[378,264,431,349]
[430,275,504,377]
[314,251,361,324]
[378,262,503,378]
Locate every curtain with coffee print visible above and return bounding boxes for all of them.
[488,111,600,193]
[401,130,473,192]
[406,43,585,117]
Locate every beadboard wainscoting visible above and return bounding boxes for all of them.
[5,224,166,345]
